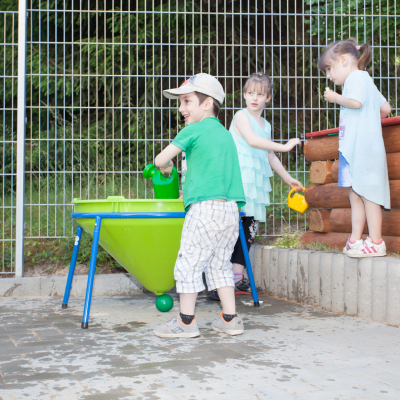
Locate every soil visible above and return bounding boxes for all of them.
[21,262,124,278]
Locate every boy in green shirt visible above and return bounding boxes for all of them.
[153,73,246,338]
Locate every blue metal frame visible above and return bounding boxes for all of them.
[239,219,260,307]
[71,212,187,219]
[61,226,83,309]
[62,211,259,329]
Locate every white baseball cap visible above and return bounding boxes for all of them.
[163,73,225,104]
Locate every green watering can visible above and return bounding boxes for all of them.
[143,163,179,199]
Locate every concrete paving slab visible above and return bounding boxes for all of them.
[0,293,399,399]
[364,382,400,400]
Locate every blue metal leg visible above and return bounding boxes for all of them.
[239,219,260,307]
[62,226,83,309]
[81,216,102,329]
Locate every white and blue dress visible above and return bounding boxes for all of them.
[338,70,390,209]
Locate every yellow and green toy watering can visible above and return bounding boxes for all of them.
[288,187,308,213]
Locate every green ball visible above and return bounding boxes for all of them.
[155,294,174,312]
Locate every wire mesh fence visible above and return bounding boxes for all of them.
[0,0,399,275]
[1,8,18,275]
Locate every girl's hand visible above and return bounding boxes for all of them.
[284,138,301,151]
[287,178,303,190]
[324,87,338,103]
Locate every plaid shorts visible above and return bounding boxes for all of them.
[174,200,239,293]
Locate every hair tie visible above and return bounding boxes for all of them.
[356,45,361,50]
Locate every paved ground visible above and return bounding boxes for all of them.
[0,294,400,400]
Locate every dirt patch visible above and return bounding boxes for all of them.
[0,235,126,278]
[254,234,400,258]
[22,262,124,277]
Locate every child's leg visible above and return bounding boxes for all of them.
[216,286,236,314]
[204,204,238,300]
[230,217,250,280]
[230,217,258,289]
[361,197,382,242]
[349,188,367,241]
[232,263,245,275]
[179,293,198,315]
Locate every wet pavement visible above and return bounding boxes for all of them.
[0,293,400,399]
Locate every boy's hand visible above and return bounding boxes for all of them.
[284,138,301,151]
[178,190,183,199]
[160,160,173,175]
[324,87,337,103]
[287,178,303,190]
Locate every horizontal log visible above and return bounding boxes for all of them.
[387,152,400,180]
[330,208,367,234]
[304,124,400,162]
[310,161,334,184]
[300,231,400,253]
[305,181,400,209]
[383,125,400,154]
[305,183,350,208]
[331,160,339,182]
[330,208,400,236]
[304,136,338,162]
[309,208,332,232]
[390,181,400,208]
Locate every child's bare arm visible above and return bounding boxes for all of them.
[380,101,391,119]
[268,152,303,190]
[324,88,362,109]
[155,144,182,172]
[234,111,301,152]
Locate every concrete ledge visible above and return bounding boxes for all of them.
[250,245,400,327]
[0,273,143,297]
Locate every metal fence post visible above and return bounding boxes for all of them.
[15,0,27,278]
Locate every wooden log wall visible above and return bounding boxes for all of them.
[302,120,400,253]
[308,208,400,236]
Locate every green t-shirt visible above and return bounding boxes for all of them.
[172,117,246,211]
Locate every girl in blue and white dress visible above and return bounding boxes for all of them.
[318,39,391,257]
[208,73,303,300]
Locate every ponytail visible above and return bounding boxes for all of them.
[357,42,372,71]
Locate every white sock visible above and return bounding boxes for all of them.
[234,273,243,284]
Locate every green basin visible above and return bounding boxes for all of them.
[72,196,185,295]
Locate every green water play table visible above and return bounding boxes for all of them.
[61,196,259,329]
